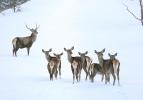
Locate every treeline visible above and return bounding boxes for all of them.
[0,0,30,12]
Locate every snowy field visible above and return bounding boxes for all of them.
[0,0,143,100]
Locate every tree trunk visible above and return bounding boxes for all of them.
[139,0,143,25]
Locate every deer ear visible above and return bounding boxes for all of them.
[71,46,74,50]
[31,28,35,32]
[60,52,63,56]
[108,53,111,57]
[49,48,52,52]
[64,48,67,51]
[115,53,117,56]
[42,49,45,53]
[94,50,97,53]
[85,51,88,54]
[53,53,56,56]
[35,24,40,30]
[102,48,105,53]
[78,52,81,55]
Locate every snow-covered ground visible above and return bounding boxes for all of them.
[0,0,143,100]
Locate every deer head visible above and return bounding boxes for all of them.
[95,48,105,60]
[78,51,88,56]
[108,53,117,60]
[42,48,52,61]
[64,46,74,54]
[94,48,105,66]
[53,52,63,59]
[78,51,88,63]
[64,46,74,63]
[26,24,39,34]
[42,48,52,55]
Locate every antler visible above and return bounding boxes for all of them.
[35,24,40,30]
[25,25,31,30]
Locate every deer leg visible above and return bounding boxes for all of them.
[87,67,91,80]
[13,48,16,56]
[90,72,94,82]
[48,64,52,80]
[101,74,104,82]
[52,66,56,80]
[59,63,61,79]
[14,51,17,56]
[73,74,75,84]
[51,68,55,81]
[75,67,79,82]
[105,73,108,84]
[71,65,74,74]
[91,71,97,83]
[49,67,53,80]
[76,73,79,82]
[85,70,88,80]
[77,66,81,82]
[83,67,87,80]
[73,70,76,84]
[117,66,120,86]
[54,69,58,79]
[27,47,30,56]
[78,64,82,82]
[51,74,53,80]
[117,73,120,86]
[14,48,19,56]
[89,72,92,81]
[49,74,52,80]
[90,65,94,82]
[13,48,15,56]
[79,70,81,82]
[71,65,75,84]
[12,42,17,56]
[112,74,116,86]
[111,69,116,86]
[106,73,110,84]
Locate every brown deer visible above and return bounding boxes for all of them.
[78,51,92,80]
[12,25,39,56]
[90,63,104,83]
[108,53,120,85]
[42,49,61,80]
[95,49,116,85]
[53,52,63,79]
[64,46,82,84]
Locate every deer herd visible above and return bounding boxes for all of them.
[12,25,120,86]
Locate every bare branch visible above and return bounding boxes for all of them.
[25,25,31,30]
[123,3,141,21]
[139,0,143,19]
[35,24,40,30]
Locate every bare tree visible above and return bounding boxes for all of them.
[0,0,29,13]
[123,0,143,26]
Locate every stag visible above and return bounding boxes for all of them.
[64,46,82,84]
[78,51,92,80]
[42,49,61,80]
[108,53,120,85]
[12,25,39,56]
[95,49,116,85]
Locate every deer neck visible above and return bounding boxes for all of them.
[98,56,104,67]
[81,57,86,67]
[30,33,37,42]
[46,54,52,62]
[67,53,73,63]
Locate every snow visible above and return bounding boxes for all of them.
[0,0,143,100]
